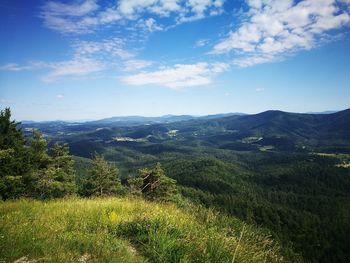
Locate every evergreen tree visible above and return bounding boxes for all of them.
[127,176,143,197]
[0,108,28,199]
[34,166,61,199]
[33,144,76,198]
[0,108,25,153]
[0,108,77,199]
[86,155,122,196]
[29,130,50,170]
[49,143,76,196]
[132,163,177,201]
[29,141,76,199]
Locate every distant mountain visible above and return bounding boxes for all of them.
[219,108,350,136]
[79,113,247,125]
[198,112,247,120]
[84,115,193,126]
[178,108,350,152]
[22,110,340,126]
[305,110,338,114]
[20,108,350,153]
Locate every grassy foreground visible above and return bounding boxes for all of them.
[0,198,298,263]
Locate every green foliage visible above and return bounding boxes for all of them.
[51,144,76,188]
[0,108,77,199]
[0,108,29,199]
[30,143,76,199]
[84,154,124,196]
[0,175,25,199]
[28,129,50,170]
[0,108,25,152]
[129,163,177,201]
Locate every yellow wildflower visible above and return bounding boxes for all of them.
[109,211,118,223]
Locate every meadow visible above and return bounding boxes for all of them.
[0,197,294,263]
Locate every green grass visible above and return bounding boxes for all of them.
[0,198,297,263]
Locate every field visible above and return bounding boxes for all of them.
[0,198,294,263]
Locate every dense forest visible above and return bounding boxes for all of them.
[2,107,350,262]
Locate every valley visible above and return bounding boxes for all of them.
[19,109,350,263]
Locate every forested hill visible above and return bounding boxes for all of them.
[15,108,350,262]
[207,108,350,135]
[22,108,350,141]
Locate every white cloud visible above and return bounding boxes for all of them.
[117,0,224,21]
[123,59,153,71]
[255,87,264,92]
[37,0,226,84]
[98,8,122,24]
[118,0,181,18]
[41,0,100,33]
[177,0,224,22]
[212,0,350,67]
[120,62,228,89]
[40,0,226,34]
[56,94,64,99]
[232,54,277,68]
[43,0,98,17]
[73,38,134,60]
[195,39,210,47]
[0,63,36,71]
[143,18,164,32]
[42,58,105,82]
[1,59,105,82]
[1,37,137,82]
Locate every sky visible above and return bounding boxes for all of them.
[0,0,350,121]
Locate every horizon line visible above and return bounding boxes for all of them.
[16,108,349,123]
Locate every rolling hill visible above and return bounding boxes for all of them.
[16,108,350,262]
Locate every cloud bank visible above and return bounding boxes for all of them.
[212,0,350,67]
[40,0,225,34]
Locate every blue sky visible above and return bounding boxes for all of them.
[1,0,350,121]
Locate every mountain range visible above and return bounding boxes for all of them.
[20,108,350,157]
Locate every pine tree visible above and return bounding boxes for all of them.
[133,163,177,201]
[29,141,76,199]
[86,155,122,196]
[0,108,29,199]
[0,108,77,199]
[49,143,76,196]
[29,130,50,170]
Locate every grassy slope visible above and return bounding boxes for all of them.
[0,198,297,263]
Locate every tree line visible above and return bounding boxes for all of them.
[0,108,177,201]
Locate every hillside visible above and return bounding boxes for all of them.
[12,109,350,262]
[0,198,296,263]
